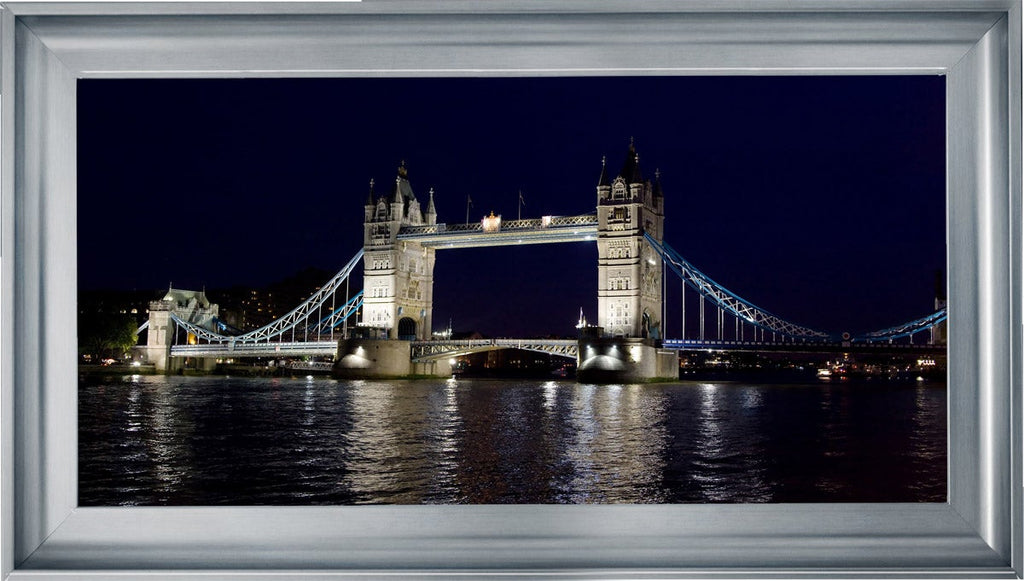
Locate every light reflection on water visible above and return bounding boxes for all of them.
[79,376,946,506]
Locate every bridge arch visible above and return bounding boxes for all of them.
[397,317,417,341]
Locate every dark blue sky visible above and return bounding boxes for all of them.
[78,76,945,337]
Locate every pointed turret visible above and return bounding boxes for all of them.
[390,171,405,221]
[596,155,612,203]
[364,178,377,222]
[426,187,437,225]
[652,169,663,198]
[392,175,404,204]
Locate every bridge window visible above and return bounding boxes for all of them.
[607,246,630,260]
[612,180,627,200]
[609,277,631,291]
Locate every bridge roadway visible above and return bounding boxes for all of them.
[170,338,941,361]
[171,341,338,358]
[170,338,581,360]
[663,339,946,354]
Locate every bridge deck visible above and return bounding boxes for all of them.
[664,339,946,354]
[411,338,578,361]
[171,341,337,358]
[170,339,581,360]
[170,338,941,360]
[397,214,597,249]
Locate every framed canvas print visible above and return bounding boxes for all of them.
[72,73,949,508]
[1,1,1021,579]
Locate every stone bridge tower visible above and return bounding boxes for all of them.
[595,141,665,339]
[360,162,437,340]
[142,288,219,371]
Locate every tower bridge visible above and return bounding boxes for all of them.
[140,142,947,382]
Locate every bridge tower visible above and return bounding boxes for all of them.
[580,141,676,383]
[595,141,665,339]
[359,162,436,340]
[142,287,219,371]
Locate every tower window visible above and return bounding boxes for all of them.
[612,178,627,200]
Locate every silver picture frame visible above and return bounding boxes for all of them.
[1,1,1020,579]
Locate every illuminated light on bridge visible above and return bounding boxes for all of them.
[481,212,501,232]
[138,144,947,380]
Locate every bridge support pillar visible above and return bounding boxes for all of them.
[142,306,174,372]
[411,358,453,378]
[577,336,677,383]
[334,339,412,378]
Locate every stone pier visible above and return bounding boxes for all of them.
[333,338,452,379]
[576,336,678,383]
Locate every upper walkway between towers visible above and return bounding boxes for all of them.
[396,213,598,249]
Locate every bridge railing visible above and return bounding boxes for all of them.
[398,224,446,235]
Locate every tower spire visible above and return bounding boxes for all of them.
[365,178,375,206]
[393,159,415,204]
[598,155,610,187]
[619,139,642,184]
[393,175,404,204]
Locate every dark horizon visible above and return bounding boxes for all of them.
[78,76,945,338]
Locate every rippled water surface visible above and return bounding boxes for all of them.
[79,375,946,505]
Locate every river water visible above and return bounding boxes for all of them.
[79,375,946,505]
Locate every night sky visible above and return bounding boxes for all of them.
[78,76,945,338]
